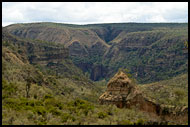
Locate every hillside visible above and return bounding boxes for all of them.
[5,22,188,83]
[140,73,188,107]
[2,28,99,102]
[103,28,188,83]
[1,28,163,125]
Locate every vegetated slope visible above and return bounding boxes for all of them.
[2,28,170,125]
[2,29,188,125]
[2,28,108,125]
[5,23,188,83]
[103,28,188,83]
[139,73,188,107]
[2,28,100,102]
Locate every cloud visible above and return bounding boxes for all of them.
[2,2,188,26]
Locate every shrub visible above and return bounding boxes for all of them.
[118,120,133,125]
[4,98,21,111]
[107,106,114,116]
[48,106,61,116]
[70,99,93,109]
[2,79,17,98]
[63,87,74,94]
[174,89,185,99]
[135,119,144,125]
[73,75,80,80]
[27,111,35,120]
[67,99,94,116]
[32,106,47,116]
[97,112,108,119]
[43,94,53,100]
[38,121,47,125]
[61,113,75,123]
[43,96,63,110]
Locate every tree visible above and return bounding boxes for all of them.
[26,77,32,98]
[25,67,35,98]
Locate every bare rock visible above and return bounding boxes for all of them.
[99,71,161,114]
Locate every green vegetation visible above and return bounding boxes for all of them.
[2,23,188,125]
[5,23,188,83]
[140,74,188,107]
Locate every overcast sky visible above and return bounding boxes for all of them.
[2,2,188,26]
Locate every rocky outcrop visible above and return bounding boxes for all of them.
[99,71,161,114]
[99,71,188,122]
[90,64,106,81]
[27,43,69,65]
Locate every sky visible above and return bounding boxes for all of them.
[2,2,188,26]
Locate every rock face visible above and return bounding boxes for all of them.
[99,71,188,123]
[5,23,188,83]
[99,71,161,114]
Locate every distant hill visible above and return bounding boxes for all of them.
[5,22,188,83]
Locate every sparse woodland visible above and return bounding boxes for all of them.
[2,23,188,125]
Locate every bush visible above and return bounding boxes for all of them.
[33,106,47,116]
[43,96,63,110]
[97,112,108,119]
[43,94,53,100]
[2,79,17,98]
[4,98,21,111]
[38,121,47,125]
[45,76,57,85]
[135,119,144,125]
[118,120,133,125]
[63,87,74,94]
[70,99,94,109]
[61,113,75,123]
[48,107,61,116]
[174,89,184,99]
[67,99,94,116]
[73,75,80,80]
[4,97,44,112]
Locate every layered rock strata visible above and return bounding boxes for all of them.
[99,71,188,122]
[99,71,161,114]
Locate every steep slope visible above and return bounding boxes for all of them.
[5,23,110,81]
[139,73,188,107]
[2,28,98,99]
[5,23,188,83]
[3,28,175,125]
[103,28,188,83]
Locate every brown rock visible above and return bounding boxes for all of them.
[99,71,161,114]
